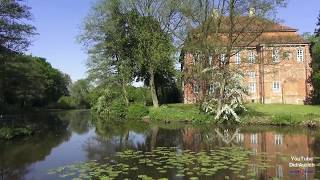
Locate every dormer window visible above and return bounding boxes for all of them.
[272,48,280,63]
[235,52,241,64]
[297,48,304,62]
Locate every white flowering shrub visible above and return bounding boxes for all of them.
[201,67,248,122]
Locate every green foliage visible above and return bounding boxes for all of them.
[70,79,91,108]
[0,0,37,52]
[149,104,211,122]
[0,127,33,140]
[1,54,71,113]
[56,96,77,109]
[92,87,127,119]
[307,32,320,104]
[127,103,149,120]
[127,86,152,105]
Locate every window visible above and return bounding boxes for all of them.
[272,48,280,63]
[235,52,241,64]
[248,71,255,79]
[251,133,258,144]
[297,48,304,62]
[272,81,281,93]
[249,82,256,93]
[208,84,215,95]
[193,83,200,94]
[220,53,226,64]
[249,50,255,63]
[236,133,244,143]
[276,165,283,179]
[209,55,213,66]
[274,134,283,145]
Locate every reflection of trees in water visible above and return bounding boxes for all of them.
[182,125,241,152]
[56,110,91,134]
[84,118,150,161]
[0,112,72,180]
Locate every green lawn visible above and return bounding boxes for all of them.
[148,103,211,122]
[246,103,320,116]
[148,103,320,126]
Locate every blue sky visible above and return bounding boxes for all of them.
[27,0,320,81]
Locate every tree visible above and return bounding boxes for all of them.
[132,15,175,107]
[0,0,37,112]
[79,0,136,107]
[80,0,176,108]
[70,79,91,108]
[181,0,286,121]
[307,13,320,104]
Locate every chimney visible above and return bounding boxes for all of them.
[249,8,256,17]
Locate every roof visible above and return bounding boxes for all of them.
[188,16,308,47]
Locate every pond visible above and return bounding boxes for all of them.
[1,110,320,180]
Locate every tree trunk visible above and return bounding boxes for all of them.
[121,78,129,107]
[149,68,159,107]
[215,73,226,120]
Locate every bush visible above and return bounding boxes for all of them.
[127,103,149,120]
[55,96,77,109]
[0,127,33,140]
[92,88,127,119]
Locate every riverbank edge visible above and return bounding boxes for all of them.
[147,103,320,128]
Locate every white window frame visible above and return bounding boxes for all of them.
[272,48,280,63]
[220,53,226,64]
[235,52,241,64]
[248,71,255,79]
[276,165,283,179]
[249,82,256,93]
[297,48,304,62]
[248,50,255,63]
[251,133,258,144]
[208,84,215,95]
[272,81,281,93]
[274,134,283,145]
[236,133,244,143]
[208,55,213,66]
[193,83,200,94]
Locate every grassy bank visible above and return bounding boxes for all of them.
[148,103,320,127]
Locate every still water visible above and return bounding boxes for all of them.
[1,110,320,180]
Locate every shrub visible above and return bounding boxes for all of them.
[0,127,33,140]
[127,103,149,120]
[92,88,127,119]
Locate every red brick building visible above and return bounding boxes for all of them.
[182,19,312,104]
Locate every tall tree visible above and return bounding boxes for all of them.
[0,0,36,112]
[79,0,136,107]
[132,16,175,107]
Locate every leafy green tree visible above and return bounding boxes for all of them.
[0,0,37,112]
[307,13,320,104]
[79,0,136,107]
[70,79,91,108]
[132,15,175,107]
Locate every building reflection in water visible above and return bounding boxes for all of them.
[181,127,316,180]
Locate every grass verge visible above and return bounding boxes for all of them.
[148,103,320,127]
